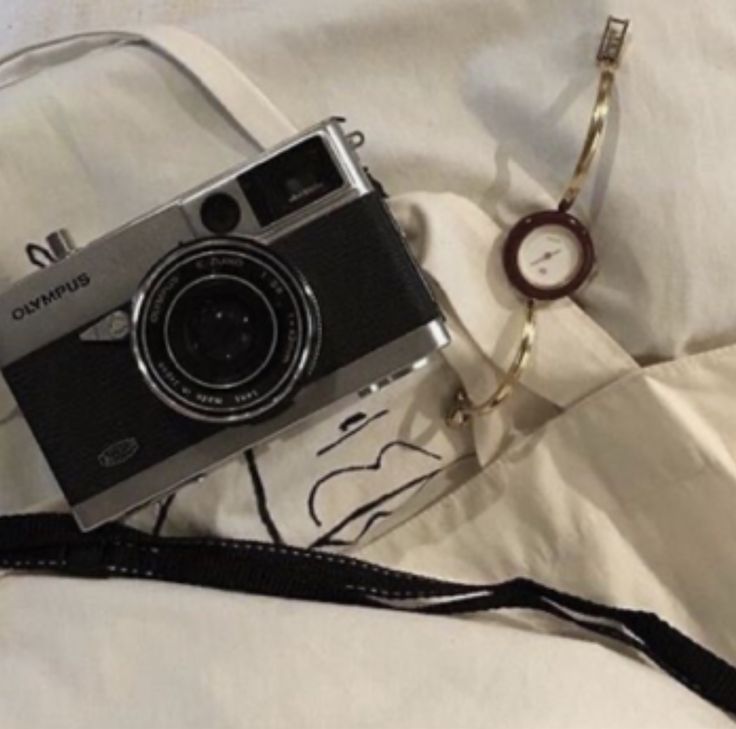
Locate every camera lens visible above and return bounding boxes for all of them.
[165,277,277,389]
[132,241,320,423]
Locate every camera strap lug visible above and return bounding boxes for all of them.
[46,229,78,261]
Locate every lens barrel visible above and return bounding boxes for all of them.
[132,240,320,423]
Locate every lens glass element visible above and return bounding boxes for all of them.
[165,277,277,389]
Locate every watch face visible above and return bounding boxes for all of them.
[503,210,596,301]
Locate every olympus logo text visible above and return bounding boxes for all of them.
[12,274,91,321]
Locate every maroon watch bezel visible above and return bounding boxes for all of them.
[502,210,596,301]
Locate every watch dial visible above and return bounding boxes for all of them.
[516,224,583,290]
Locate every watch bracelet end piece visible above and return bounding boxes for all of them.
[597,16,631,68]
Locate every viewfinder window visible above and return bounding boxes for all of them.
[239,137,344,227]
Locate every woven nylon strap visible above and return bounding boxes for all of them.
[0,513,733,715]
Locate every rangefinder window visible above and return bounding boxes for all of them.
[239,137,344,226]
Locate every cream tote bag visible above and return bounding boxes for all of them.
[0,25,735,724]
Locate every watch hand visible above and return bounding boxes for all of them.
[531,249,562,267]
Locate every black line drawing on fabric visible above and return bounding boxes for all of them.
[245,448,284,545]
[26,243,57,269]
[152,493,177,537]
[340,412,367,432]
[312,510,393,549]
[316,409,390,457]
[309,454,475,550]
[309,468,443,549]
[308,440,442,526]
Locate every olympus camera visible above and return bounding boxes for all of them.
[0,119,448,530]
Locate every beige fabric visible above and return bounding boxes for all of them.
[1,575,732,729]
[0,7,735,728]
[364,196,736,668]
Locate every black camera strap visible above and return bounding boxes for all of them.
[0,513,734,715]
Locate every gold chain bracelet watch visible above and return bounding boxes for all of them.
[447,16,631,428]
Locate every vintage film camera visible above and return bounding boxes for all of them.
[0,119,448,530]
